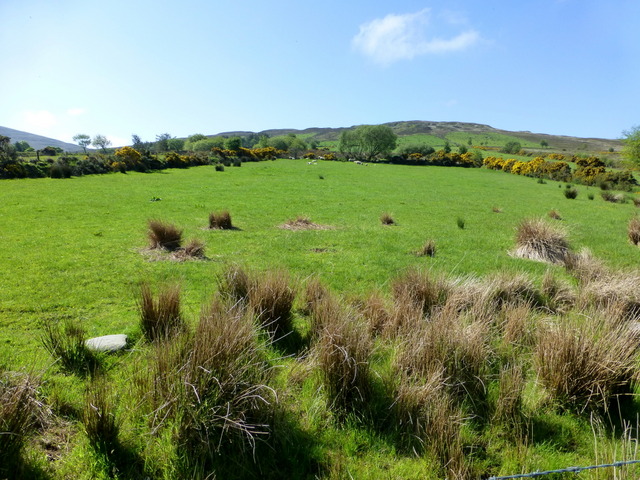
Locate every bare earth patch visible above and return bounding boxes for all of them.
[279,216,334,231]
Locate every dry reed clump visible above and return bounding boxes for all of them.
[500,303,537,348]
[535,315,639,412]
[248,270,296,339]
[564,248,609,284]
[415,239,436,257]
[301,276,329,316]
[578,270,640,322]
[208,210,233,230]
[41,319,98,375]
[144,300,275,459]
[393,369,469,478]
[358,290,391,335]
[138,283,184,342]
[601,191,626,203]
[548,209,562,220]
[147,220,183,251]
[217,264,251,304]
[83,378,119,452]
[395,308,491,403]
[0,372,46,472]
[492,363,527,437]
[314,301,372,414]
[181,238,206,259]
[380,212,395,225]
[279,216,332,231]
[512,218,570,265]
[480,271,543,311]
[540,270,576,314]
[629,217,640,246]
[633,197,640,208]
[391,268,451,318]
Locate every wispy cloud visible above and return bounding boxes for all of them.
[352,8,479,66]
[22,110,58,130]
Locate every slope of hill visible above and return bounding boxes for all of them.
[0,126,83,152]
[218,121,622,153]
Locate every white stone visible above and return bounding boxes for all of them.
[85,334,128,352]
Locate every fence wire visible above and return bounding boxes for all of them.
[487,459,640,479]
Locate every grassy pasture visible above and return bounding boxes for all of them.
[2,159,640,478]
[1,160,638,361]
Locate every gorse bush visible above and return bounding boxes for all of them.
[138,282,184,342]
[147,220,182,251]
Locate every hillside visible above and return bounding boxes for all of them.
[219,120,622,153]
[0,126,83,152]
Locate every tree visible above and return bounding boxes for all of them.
[154,133,172,153]
[501,141,522,154]
[14,141,31,152]
[225,137,242,151]
[339,125,397,161]
[73,134,92,154]
[92,134,112,153]
[622,126,640,166]
[166,138,185,152]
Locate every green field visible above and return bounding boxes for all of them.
[2,159,640,479]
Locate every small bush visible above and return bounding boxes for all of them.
[209,210,233,230]
[588,192,595,200]
[380,213,395,225]
[138,283,184,342]
[456,217,465,229]
[416,239,436,257]
[564,188,578,199]
[513,218,570,264]
[148,220,182,251]
[629,217,640,246]
[249,270,296,339]
[215,164,224,172]
[41,319,98,375]
[633,197,640,208]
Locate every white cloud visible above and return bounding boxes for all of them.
[67,107,86,116]
[352,9,479,66]
[21,110,58,130]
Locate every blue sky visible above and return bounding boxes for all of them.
[1,0,638,147]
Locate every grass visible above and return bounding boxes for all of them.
[2,159,640,478]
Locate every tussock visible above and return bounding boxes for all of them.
[279,216,333,231]
[138,282,184,342]
[512,218,570,264]
[208,210,233,230]
[629,216,640,246]
[148,220,182,251]
[535,315,639,412]
[249,270,296,339]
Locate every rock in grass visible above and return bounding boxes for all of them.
[85,334,128,353]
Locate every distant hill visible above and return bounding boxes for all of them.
[0,126,84,153]
[218,121,622,154]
